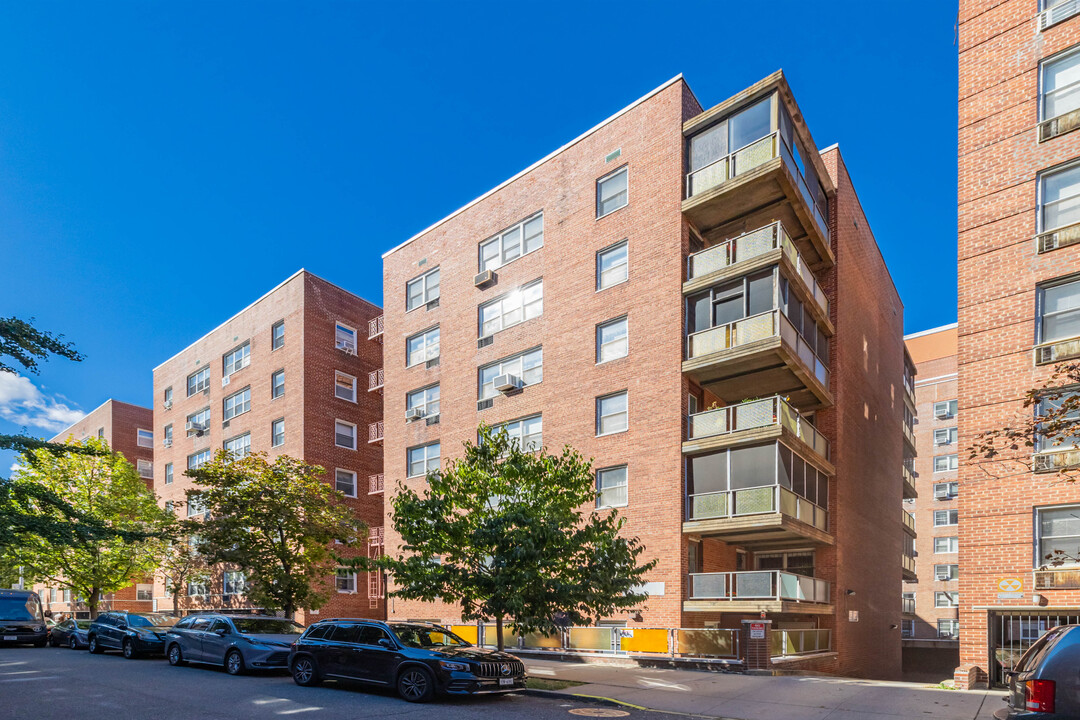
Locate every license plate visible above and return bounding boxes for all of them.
[499,678,514,686]
[3,636,16,641]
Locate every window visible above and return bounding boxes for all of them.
[1036,392,1080,453]
[934,427,958,446]
[1038,278,1080,343]
[406,326,440,367]
[937,619,959,638]
[934,536,959,553]
[479,213,544,273]
[223,387,251,420]
[223,433,251,458]
[187,451,211,471]
[597,241,628,290]
[336,569,357,593]
[164,386,173,406]
[335,469,357,497]
[934,454,959,472]
[272,418,285,447]
[223,342,251,377]
[164,424,173,447]
[933,481,959,499]
[406,267,440,311]
[334,371,357,402]
[165,463,173,485]
[165,500,174,515]
[187,366,210,396]
[186,492,206,517]
[934,563,960,581]
[407,442,441,478]
[186,407,210,435]
[272,370,285,399]
[689,96,773,179]
[137,429,153,448]
[479,347,542,400]
[596,316,629,363]
[1041,163,1080,232]
[933,399,959,419]
[935,591,959,608]
[334,420,357,450]
[491,414,542,452]
[478,280,543,337]
[1037,505,1080,567]
[902,591,915,612]
[98,427,104,438]
[597,466,628,508]
[597,391,628,436]
[934,509,959,526]
[187,580,209,597]
[223,571,245,596]
[335,323,357,353]
[136,459,153,479]
[1043,47,1080,121]
[407,384,440,419]
[272,320,285,350]
[597,166,628,218]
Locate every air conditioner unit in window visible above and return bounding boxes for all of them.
[185,421,206,436]
[934,487,950,499]
[934,408,949,419]
[939,632,954,639]
[163,439,172,448]
[474,270,496,288]
[222,376,231,387]
[936,572,951,582]
[494,374,523,393]
[163,400,173,410]
[337,341,357,355]
[405,408,425,422]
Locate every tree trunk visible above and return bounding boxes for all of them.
[172,589,180,617]
[88,587,99,619]
[495,614,504,652]
[284,603,294,621]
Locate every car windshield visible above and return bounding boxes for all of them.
[128,614,175,628]
[0,596,41,622]
[75,620,91,629]
[232,618,305,635]
[390,624,470,648]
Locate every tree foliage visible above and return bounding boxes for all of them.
[186,451,365,619]
[4,437,171,616]
[0,316,83,376]
[157,522,211,617]
[356,425,657,651]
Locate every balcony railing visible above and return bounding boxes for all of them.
[902,597,915,614]
[902,553,916,574]
[902,421,916,448]
[903,510,916,534]
[687,396,829,460]
[368,368,384,392]
[686,222,829,317]
[368,473,384,494]
[686,310,829,389]
[687,485,826,532]
[688,570,830,604]
[368,315,384,341]
[771,628,830,657]
[368,421,384,444]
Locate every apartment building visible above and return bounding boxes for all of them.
[37,399,156,618]
[957,0,1080,688]
[901,324,959,676]
[151,270,384,619]
[379,72,908,678]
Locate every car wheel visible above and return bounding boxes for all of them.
[167,644,186,666]
[122,639,137,659]
[225,649,245,676]
[291,656,321,687]
[69,636,78,650]
[88,636,103,654]
[397,666,435,703]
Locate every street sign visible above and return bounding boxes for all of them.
[749,622,765,639]
[997,577,1024,600]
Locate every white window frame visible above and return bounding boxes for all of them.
[934,563,959,581]
[164,424,173,446]
[478,347,543,400]
[406,267,441,311]
[137,429,153,448]
[933,509,959,527]
[136,459,153,479]
[223,341,251,377]
[1037,278,1080,345]
[187,451,211,472]
[186,407,211,435]
[334,371,357,402]
[1038,161,1080,233]
[335,323,357,353]
[185,490,207,517]
[933,481,959,499]
[597,391,629,436]
[933,399,958,419]
[1036,503,1080,568]
[223,571,245,596]
[334,420,357,450]
[336,568,357,594]
[270,369,284,399]
[406,326,440,367]
[933,427,958,446]
[478,279,543,337]
[223,387,251,421]
[478,213,544,273]
[596,465,628,509]
[934,591,959,608]
[937,619,959,638]
[187,580,209,597]
[223,432,251,458]
[272,319,285,350]
[271,418,285,447]
[934,454,959,472]
[165,463,173,485]
[187,366,210,396]
[597,165,629,218]
[491,414,542,452]
[407,442,441,478]
[597,240,629,290]
[596,316,629,364]
[934,536,959,554]
[335,469,358,498]
[1041,45,1080,122]
[406,384,440,419]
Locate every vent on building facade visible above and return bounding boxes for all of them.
[426,298,440,310]
[426,357,440,369]
[1037,222,1080,253]
[425,415,440,426]
[1035,337,1080,365]
[477,398,493,411]
[1039,109,1080,142]
[1033,449,1080,473]
[1041,0,1080,30]
[478,335,494,349]
[474,270,496,288]
[1035,569,1080,589]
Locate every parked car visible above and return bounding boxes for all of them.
[88,611,177,658]
[0,589,48,647]
[288,620,526,702]
[166,614,305,675]
[996,624,1080,718]
[50,618,91,649]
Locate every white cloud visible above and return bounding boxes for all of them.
[0,373,84,434]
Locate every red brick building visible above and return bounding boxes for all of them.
[957,0,1080,688]
[151,269,384,620]
[37,399,156,618]
[379,72,908,678]
[901,324,959,676]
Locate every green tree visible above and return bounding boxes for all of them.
[6,437,171,617]
[187,452,365,620]
[157,521,211,617]
[357,425,657,651]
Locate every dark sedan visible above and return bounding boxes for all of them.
[88,612,177,658]
[996,624,1080,718]
[289,621,526,702]
[50,619,91,649]
[166,614,305,675]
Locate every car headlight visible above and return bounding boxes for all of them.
[439,661,470,672]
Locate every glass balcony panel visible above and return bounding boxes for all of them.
[733,486,775,515]
[689,408,729,439]
[676,629,737,658]
[690,491,728,519]
[735,571,774,598]
[568,627,612,652]
[688,157,730,196]
[691,573,727,599]
[732,133,777,176]
[734,398,776,431]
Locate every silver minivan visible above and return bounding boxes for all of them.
[165,614,304,675]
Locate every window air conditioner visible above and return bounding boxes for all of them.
[163,440,172,448]
[934,408,949,419]
[493,374,523,393]
[222,375,230,387]
[337,340,357,355]
[474,270,496,287]
[936,572,951,582]
[934,487,950,500]
[405,408,425,422]
[163,400,173,410]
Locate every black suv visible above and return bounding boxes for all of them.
[289,620,526,702]
[88,611,177,658]
[0,589,48,647]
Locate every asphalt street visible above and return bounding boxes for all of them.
[0,645,672,720]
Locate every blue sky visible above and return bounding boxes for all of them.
[0,1,958,462]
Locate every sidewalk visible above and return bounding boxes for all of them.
[523,657,1004,720]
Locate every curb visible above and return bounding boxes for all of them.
[520,688,730,719]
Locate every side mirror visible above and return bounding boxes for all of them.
[377,638,394,649]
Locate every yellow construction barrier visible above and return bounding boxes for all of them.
[450,624,478,644]
[619,628,669,654]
